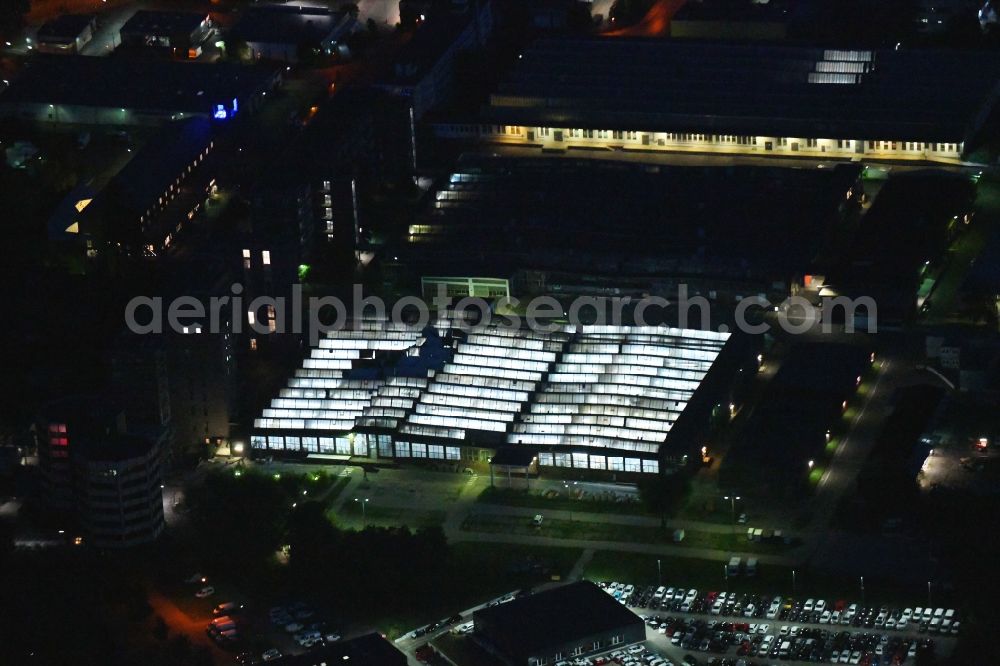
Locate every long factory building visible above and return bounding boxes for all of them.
[251,320,744,476]
[431,38,1000,164]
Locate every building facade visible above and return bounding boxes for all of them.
[431,39,1000,164]
[250,319,739,477]
[37,399,166,548]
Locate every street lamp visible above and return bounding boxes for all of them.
[657,559,662,585]
[354,497,369,525]
[808,460,815,471]
[860,576,865,606]
[927,581,932,608]
[723,495,741,540]
[792,569,796,596]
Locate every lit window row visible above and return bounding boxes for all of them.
[510,423,666,441]
[408,413,508,433]
[393,441,461,460]
[509,433,659,452]
[431,373,537,392]
[535,451,659,474]
[398,424,466,440]
[422,392,522,413]
[428,382,530,402]
[254,418,356,430]
[413,403,518,422]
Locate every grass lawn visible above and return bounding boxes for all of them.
[368,542,581,639]
[477,486,650,516]
[583,551,936,609]
[331,501,446,530]
[320,475,350,507]
[461,512,789,555]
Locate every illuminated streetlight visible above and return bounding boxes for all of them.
[808,460,814,470]
[354,497,369,524]
[723,495,741,539]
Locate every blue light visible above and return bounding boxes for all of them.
[214,104,228,120]
[232,97,238,114]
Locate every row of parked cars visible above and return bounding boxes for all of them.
[646,613,935,664]
[602,582,960,637]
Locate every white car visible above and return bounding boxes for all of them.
[654,586,667,599]
[901,608,913,622]
[684,589,698,602]
[814,599,827,613]
[803,599,815,613]
[779,625,790,636]
[711,600,724,615]
[627,644,645,654]
[757,623,770,634]
[850,651,862,664]
[819,610,832,624]
[261,649,282,662]
[838,648,851,663]
[195,586,215,598]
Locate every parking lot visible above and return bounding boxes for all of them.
[589,581,957,666]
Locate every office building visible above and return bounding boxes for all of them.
[251,319,741,476]
[36,398,166,548]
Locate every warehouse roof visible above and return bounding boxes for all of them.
[474,582,643,655]
[486,38,1000,142]
[120,10,209,37]
[37,14,95,44]
[392,154,858,280]
[0,56,276,114]
[230,5,352,45]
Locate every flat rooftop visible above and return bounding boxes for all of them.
[0,56,276,114]
[231,5,349,44]
[392,154,858,280]
[485,38,1000,142]
[120,10,209,37]
[252,319,732,468]
[474,581,643,656]
[37,14,95,43]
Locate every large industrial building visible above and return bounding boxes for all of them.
[0,56,279,126]
[388,155,861,303]
[432,39,1000,163]
[251,319,742,476]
